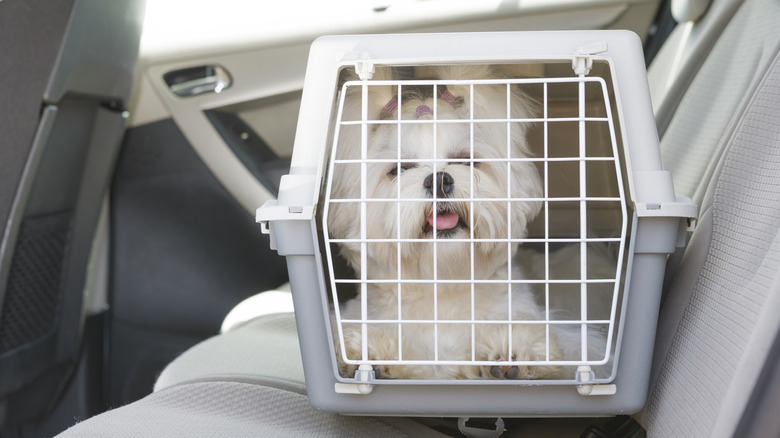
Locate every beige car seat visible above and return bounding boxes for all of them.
[56,0,780,436]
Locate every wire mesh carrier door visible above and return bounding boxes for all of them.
[258,31,697,416]
[324,72,625,382]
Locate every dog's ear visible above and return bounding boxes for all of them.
[340,66,400,122]
[379,97,398,120]
[374,67,399,121]
[429,65,539,124]
[438,87,464,108]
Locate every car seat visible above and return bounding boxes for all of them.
[54,0,780,436]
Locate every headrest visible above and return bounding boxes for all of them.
[672,0,712,22]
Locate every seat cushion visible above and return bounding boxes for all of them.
[154,312,305,392]
[57,380,447,437]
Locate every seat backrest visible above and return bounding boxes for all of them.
[654,0,780,203]
[0,1,75,242]
[648,0,746,138]
[638,0,780,435]
[0,0,145,426]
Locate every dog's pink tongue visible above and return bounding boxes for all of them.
[428,212,459,230]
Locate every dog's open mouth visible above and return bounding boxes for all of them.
[423,204,467,238]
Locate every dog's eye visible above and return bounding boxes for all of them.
[388,163,417,177]
[448,157,480,168]
[448,151,479,166]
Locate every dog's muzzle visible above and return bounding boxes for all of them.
[422,173,467,236]
[424,171,454,198]
[425,207,461,232]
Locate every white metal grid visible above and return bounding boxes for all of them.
[322,72,628,383]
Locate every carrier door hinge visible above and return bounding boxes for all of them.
[334,364,375,395]
[576,366,617,396]
[572,42,608,76]
[352,51,376,80]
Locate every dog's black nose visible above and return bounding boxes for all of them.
[424,172,454,198]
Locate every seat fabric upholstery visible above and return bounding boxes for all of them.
[57,380,444,438]
[638,18,780,437]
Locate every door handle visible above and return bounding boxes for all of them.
[163,65,231,97]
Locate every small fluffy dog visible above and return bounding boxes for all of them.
[327,65,607,380]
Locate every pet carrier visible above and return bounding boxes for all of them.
[257,31,696,417]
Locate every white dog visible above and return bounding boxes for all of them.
[327,65,607,380]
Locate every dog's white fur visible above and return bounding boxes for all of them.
[328,65,607,380]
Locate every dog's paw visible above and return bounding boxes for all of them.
[336,324,402,379]
[486,358,521,379]
[481,353,566,380]
[479,325,565,380]
[480,353,537,380]
[335,326,363,378]
[338,362,394,379]
[338,359,358,378]
[338,357,402,380]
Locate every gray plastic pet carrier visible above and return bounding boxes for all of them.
[257,30,697,417]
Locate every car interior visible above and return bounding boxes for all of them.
[1,0,779,436]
